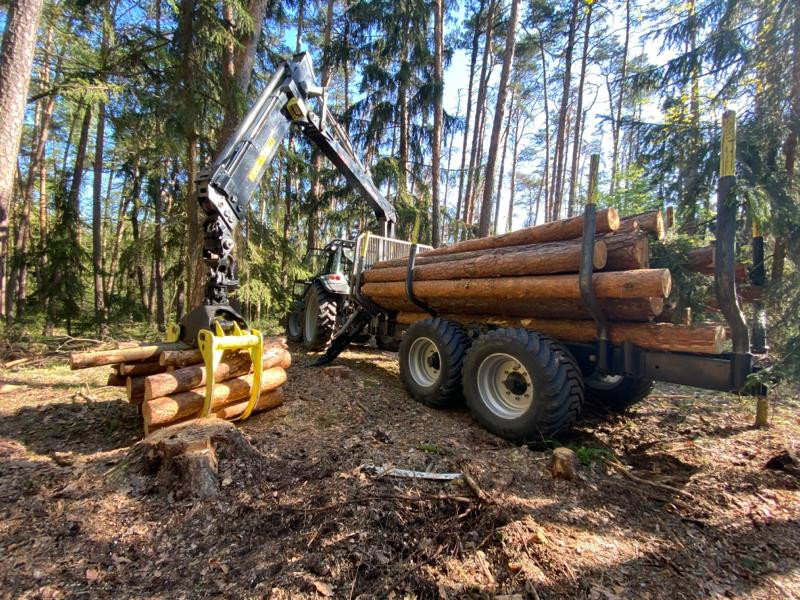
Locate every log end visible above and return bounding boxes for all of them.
[606,207,620,232]
[593,240,608,270]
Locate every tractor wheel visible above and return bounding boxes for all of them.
[285,308,303,342]
[302,282,337,350]
[462,328,584,443]
[584,374,654,412]
[399,317,470,408]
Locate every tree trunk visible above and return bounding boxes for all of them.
[68,104,92,246]
[463,0,496,239]
[538,33,551,221]
[431,0,444,247]
[567,1,592,217]
[478,0,519,237]
[93,101,107,337]
[507,105,524,233]
[153,176,165,332]
[0,0,45,321]
[550,0,580,221]
[493,91,514,236]
[610,0,630,194]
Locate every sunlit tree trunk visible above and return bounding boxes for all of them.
[0,0,45,321]
[567,0,592,217]
[479,0,519,237]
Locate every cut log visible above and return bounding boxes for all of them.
[117,361,165,376]
[414,208,619,258]
[144,346,291,401]
[69,342,189,370]
[618,209,665,240]
[126,376,146,404]
[209,388,284,421]
[159,337,287,367]
[370,296,663,322]
[106,372,126,387]
[396,312,726,354]
[602,231,649,270]
[705,285,764,309]
[142,368,287,429]
[362,239,607,283]
[687,245,714,270]
[695,262,747,282]
[363,269,671,303]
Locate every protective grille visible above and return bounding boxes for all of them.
[354,233,432,276]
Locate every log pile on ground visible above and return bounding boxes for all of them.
[363,208,726,355]
[69,337,290,434]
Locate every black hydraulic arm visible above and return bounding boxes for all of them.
[181,52,395,343]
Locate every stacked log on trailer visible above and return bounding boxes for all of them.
[362,208,726,355]
[69,337,290,434]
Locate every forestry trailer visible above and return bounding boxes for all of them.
[171,52,765,442]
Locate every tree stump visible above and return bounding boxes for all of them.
[107,418,267,499]
[548,447,578,481]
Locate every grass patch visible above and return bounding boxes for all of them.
[416,442,448,456]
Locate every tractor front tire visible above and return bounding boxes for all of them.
[462,328,584,443]
[285,305,303,342]
[399,318,470,408]
[302,282,337,350]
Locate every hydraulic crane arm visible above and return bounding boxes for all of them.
[181,52,395,344]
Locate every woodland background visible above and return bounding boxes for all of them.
[0,0,798,375]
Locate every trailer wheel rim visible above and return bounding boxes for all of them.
[304,292,319,342]
[408,337,441,388]
[476,353,534,419]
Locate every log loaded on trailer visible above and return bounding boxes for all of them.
[320,113,767,443]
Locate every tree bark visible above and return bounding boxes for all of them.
[550,0,580,221]
[431,0,444,247]
[0,0,45,321]
[421,207,619,257]
[93,101,107,336]
[68,104,92,245]
[363,268,671,303]
[69,342,189,370]
[363,238,606,282]
[463,0,496,239]
[144,346,291,400]
[143,368,286,427]
[602,231,649,270]
[567,0,592,216]
[609,0,630,194]
[455,0,484,243]
[479,0,519,236]
[618,209,665,239]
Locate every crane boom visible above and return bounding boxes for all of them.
[181,52,396,344]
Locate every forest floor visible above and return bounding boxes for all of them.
[1,342,799,599]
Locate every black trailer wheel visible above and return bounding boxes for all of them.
[463,328,584,442]
[584,374,654,412]
[285,304,303,342]
[399,318,470,408]
[302,282,337,350]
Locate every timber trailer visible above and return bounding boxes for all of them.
[313,112,768,443]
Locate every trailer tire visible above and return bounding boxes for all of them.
[463,329,584,442]
[399,318,470,408]
[285,310,303,342]
[584,374,654,412]
[302,282,337,350]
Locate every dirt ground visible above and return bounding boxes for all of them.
[1,343,799,599]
